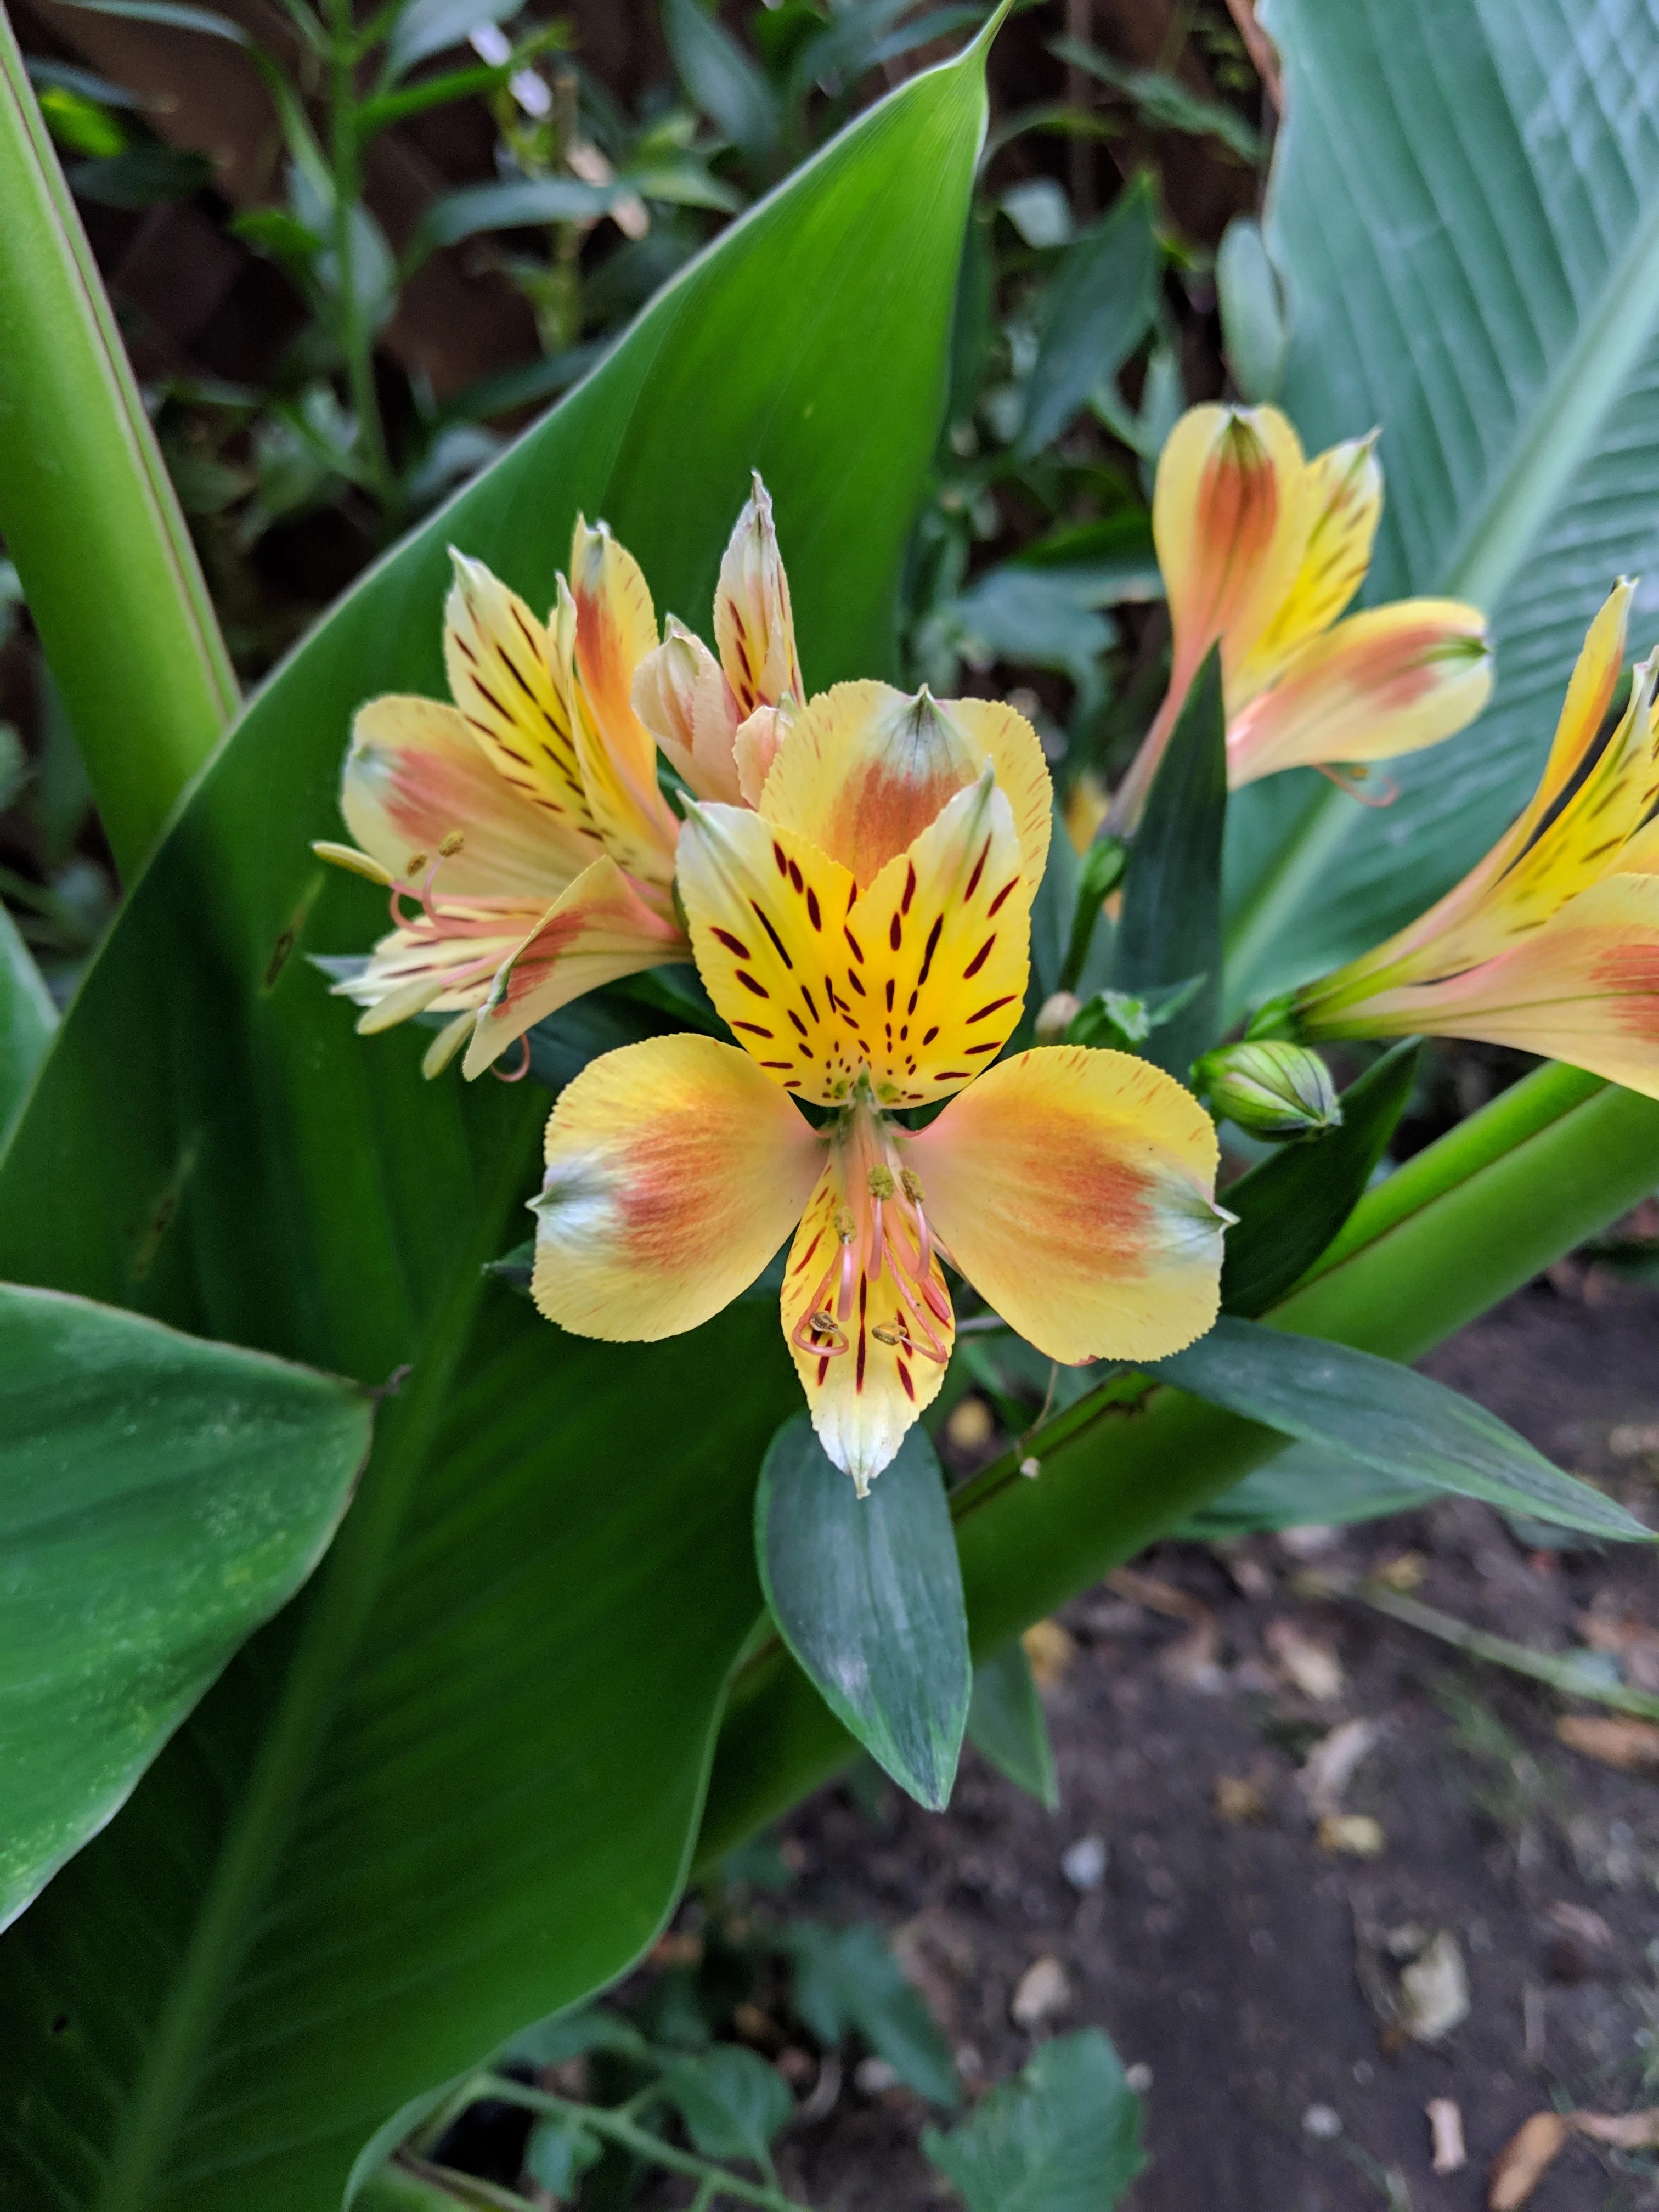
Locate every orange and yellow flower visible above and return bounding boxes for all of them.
[319,479,803,1077]
[1108,405,1494,832]
[1283,583,1659,1094]
[528,683,1229,1490]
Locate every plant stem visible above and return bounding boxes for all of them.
[0,0,237,877]
[475,2076,810,2211]
[326,0,398,520]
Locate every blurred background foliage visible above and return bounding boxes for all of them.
[0,0,1271,998]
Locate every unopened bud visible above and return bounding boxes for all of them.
[1193,1042,1342,1141]
[1036,990,1081,1045]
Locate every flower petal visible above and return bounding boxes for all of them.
[334,906,534,1031]
[443,552,600,849]
[1225,599,1494,785]
[758,681,1050,888]
[531,1034,823,1340]
[632,616,744,805]
[782,1158,952,1494]
[1234,432,1381,696]
[1312,874,1659,1100]
[1154,403,1313,688]
[341,696,591,900]
[715,472,804,716]
[678,771,1029,1109]
[567,522,680,885]
[906,1045,1224,1364]
[734,701,794,807]
[460,854,690,1077]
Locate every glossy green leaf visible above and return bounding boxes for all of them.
[1220,1041,1419,1318]
[966,1642,1058,1810]
[0,1284,369,1931]
[661,2046,792,2165]
[783,1920,959,2106]
[410,175,617,261]
[1112,645,1225,1074]
[1229,0,1659,1000]
[921,2028,1145,2211]
[0,41,990,2208]
[1156,1315,1652,1542]
[0,904,54,1134]
[522,2114,602,2197]
[1018,173,1159,454]
[1176,1441,1437,1538]
[755,1415,970,1810]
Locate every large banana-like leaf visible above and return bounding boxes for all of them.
[1227,0,1659,997]
[0,37,990,2208]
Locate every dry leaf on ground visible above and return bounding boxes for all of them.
[1489,2112,1571,2209]
[1009,1955,1071,2030]
[1573,2108,1659,2149]
[1318,1813,1385,1858]
[1398,1929,1470,2043]
[1020,1618,1075,1688]
[1426,2097,1466,2176]
[1264,1617,1346,1701]
[1556,1713,1659,1771]
[1297,1717,1380,1818]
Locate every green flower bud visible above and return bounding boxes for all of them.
[1193,1041,1342,1141]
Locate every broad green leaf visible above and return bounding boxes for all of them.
[966,1642,1058,1810]
[0,903,54,1133]
[1156,1316,1652,1542]
[1221,1041,1419,1318]
[1112,644,1225,1075]
[921,2028,1145,2211]
[1228,0,1659,1000]
[755,1416,970,1811]
[1176,1440,1437,1538]
[1018,173,1159,454]
[0,42,990,2209]
[661,2045,792,2164]
[1215,216,1285,402]
[783,1920,959,2106]
[0,1284,369,1929]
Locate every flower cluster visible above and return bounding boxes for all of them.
[322,420,1659,1485]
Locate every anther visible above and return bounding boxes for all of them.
[871,1324,901,1345]
[900,1167,925,1204]
[404,851,428,878]
[438,830,466,857]
[867,1164,896,1200]
[834,1205,856,1242]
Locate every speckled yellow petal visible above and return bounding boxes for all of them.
[461,855,689,1077]
[341,696,594,900]
[905,1046,1226,1365]
[1527,578,1635,830]
[1235,433,1381,696]
[1226,600,1493,785]
[334,905,535,1031]
[782,1158,952,1494]
[679,771,1029,1109]
[1309,875,1659,1100]
[758,681,1050,888]
[530,1034,822,1340]
[715,472,804,716]
[443,552,599,848]
[632,616,744,805]
[567,522,680,885]
[1154,404,1313,686]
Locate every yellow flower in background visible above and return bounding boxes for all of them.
[1107,404,1494,832]
[1286,582,1659,1094]
[528,684,1228,1492]
[319,481,804,1077]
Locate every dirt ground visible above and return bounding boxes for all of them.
[765,1271,1659,2211]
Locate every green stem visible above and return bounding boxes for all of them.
[475,2077,809,2210]
[0,0,237,878]
[694,1062,1659,1867]
[326,0,397,520]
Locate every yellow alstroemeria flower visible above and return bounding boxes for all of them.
[527,684,1229,1492]
[1284,582,1659,1093]
[318,481,803,1078]
[1107,404,1495,832]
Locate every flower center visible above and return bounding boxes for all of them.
[792,1094,952,1367]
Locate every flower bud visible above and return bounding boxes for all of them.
[1035,990,1081,1045]
[1193,1041,1342,1141]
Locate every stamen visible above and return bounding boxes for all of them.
[491,1034,532,1082]
[438,830,466,857]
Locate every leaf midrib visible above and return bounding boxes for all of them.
[92,1111,539,2212]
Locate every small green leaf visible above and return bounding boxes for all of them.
[0,904,55,1134]
[1156,1314,1654,1542]
[522,2114,603,2195]
[499,2005,652,2068]
[755,1414,970,1810]
[662,0,782,171]
[0,1283,371,1927]
[1111,644,1225,1074]
[1019,174,1159,454]
[69,144,213,207]
[967,1643,1058,1810]
[661,2045,792,2165]
[383,0,523,81]
[1052,35,1261,161]
[1221,1041,1419,1318]
[922,2028,1146,2210]
[1215,216,1286,402]
[783,1920,959,2106]
[48,0,249,40]
[411,175,617,261]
